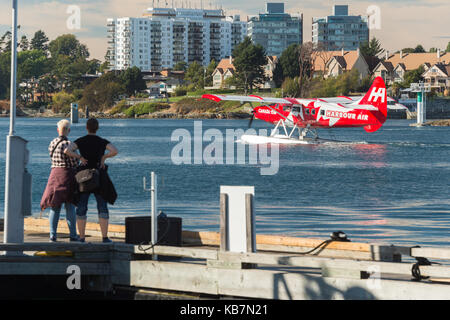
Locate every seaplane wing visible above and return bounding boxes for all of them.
[344,96,408,110]
[201,94,294,105]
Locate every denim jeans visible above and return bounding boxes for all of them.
[49,203,77,239]
[76,192,109,220]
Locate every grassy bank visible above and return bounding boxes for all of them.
[107,97,247,118]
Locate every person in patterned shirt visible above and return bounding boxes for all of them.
[40,119,86,242]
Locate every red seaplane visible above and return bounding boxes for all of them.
[202,77,389,144]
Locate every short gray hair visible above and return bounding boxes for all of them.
[57,119,71,135]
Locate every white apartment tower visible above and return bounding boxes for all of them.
[107,7,247,71]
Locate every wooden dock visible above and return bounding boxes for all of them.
[0,217,446,300]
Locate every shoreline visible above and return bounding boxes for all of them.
[3,112,450,125]
[2,111,252,120]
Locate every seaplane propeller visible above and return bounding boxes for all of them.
[248,110,256,128]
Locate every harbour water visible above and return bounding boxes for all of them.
[0,118,449,247]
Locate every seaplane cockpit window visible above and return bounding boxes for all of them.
[283,105,291,112]
[311,108,316,115]
[292,105,301,115]
[320,109,325,116]
[305,108,310,115]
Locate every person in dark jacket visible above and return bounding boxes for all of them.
[40,119,80,242]
[65,118,118,243]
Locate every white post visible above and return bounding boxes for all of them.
[9,0,17,136]
[151,172,158,253]
[219,186,256,253]
[4,0,27,255]
[423,88,427,124]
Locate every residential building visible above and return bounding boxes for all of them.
[373,50,450,84]
[107,7,248,72]
[312,5,369,51]
[212,57,235,88]
[211,56,278,89]
[422,63,450,93]
[227,15,248,54]
[313,49,369,79]
[248,3,303,57]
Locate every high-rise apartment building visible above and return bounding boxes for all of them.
[312,5,369,51]
[247,3,303,57]
[107,7,247,71]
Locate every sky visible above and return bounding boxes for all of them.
[0,0,449,61]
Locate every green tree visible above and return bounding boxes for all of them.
[99,61,110,73]
[0,31,12,53]
[52,91,75,113]
[281,77,300,97]
[231,37,267,94]
[402,65,425,87]
[446,42,450,52]
[19,35,29,51]
[185,61,205,90]
[30,30,49,52]
[400,48,415,54]
[173,61,187,71]
[18,49,49,82]
[360,37,384,58]
[278,44,300,79]
[119,66,147,96]
[309,69,360,98]
[17,49,50,104]
[0,51,10,99]
[79,72,125,111]
[414,45,426,53]
[204,59,217,87]
[49,34,89,59]
[272,62,284,88]
[48,34,91,90]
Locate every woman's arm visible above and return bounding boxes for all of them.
[100,143,118,168]
[64,142,88,165]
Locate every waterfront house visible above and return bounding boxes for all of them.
[211,56,278,89]
[373,50,450,85]
[313,49,370,79]
[422,63,450,93]
[212,57,236,88]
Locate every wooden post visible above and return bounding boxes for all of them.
[245,193,255,253]
[220,193,228,251]
[244,193,257,269]
[215,188,256,269]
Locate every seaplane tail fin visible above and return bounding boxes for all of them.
[359,77,387,118]
[358,77,388,133]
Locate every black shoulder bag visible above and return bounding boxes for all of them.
[75,167,100,193]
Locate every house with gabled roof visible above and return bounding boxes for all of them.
[422,63,450,93]
[313,49,370,79]
[373,50,450,85]
[212,57,236,88]
[211,56,278,89]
